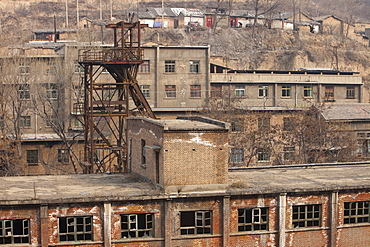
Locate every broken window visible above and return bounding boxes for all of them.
[58,149,69,163]
[238,207,268,231]
[235,85,245,97]
[0,219,30,244]
[26,150,38,166]
[180,211,212,235]
[58,216,93,242]
[292,204,321,228]
[165,85,176,98]
[304,85,313,98]
[189,60,200,73]
[346,86,355,99]
[190,85,201,98]
[344,201,370,224]
[139,60,150,73]
[230,148,244,163]
[281,86,291,98]
[165,60,175,73]
[258,86,268,98]
[18,84,30,100]
[120,213,153,238]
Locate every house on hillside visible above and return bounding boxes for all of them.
[172,8,205,28]
[229,10,266,28]
[270,12,320,33]
[140,8,178,28]
[78,17,106,30]
[314,15,355,37]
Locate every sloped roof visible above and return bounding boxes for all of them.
[314,15,343,22]
[147,7,177,17]
[171,8,205,17]
[321,104,370,121]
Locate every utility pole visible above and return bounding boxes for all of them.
[100,0,102,20]
[110,0,113,21]
[65,0,69,28]
[77,0,79,27]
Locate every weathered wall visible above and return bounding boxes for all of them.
[163,131,228,186]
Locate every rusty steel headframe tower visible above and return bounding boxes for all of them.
[78,21,155,173]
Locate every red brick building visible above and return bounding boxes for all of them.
[1,117,370,246]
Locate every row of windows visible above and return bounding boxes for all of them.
[139,85,202,98]
[75,60,201,74]
[230,117,308,133]
[213,85,356,99]
[5,115,58,128]
[18,83,59,100]
[3,201,369,244]
[26,149,69,165]
[231,146,295,163]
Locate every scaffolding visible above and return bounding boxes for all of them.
[78,21,155,173]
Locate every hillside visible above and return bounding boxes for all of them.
[1,0,370,88]
[143,27,370,74]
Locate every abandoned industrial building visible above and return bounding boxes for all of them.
[1,116,370,246]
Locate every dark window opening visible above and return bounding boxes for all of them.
[292,204,321,228]
[0,219,30,245]
[121,213,153,238]
[238,207,268,231]
[58,216,93,242]
[180,211,212,235]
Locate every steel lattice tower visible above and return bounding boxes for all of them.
[78,21,155,173]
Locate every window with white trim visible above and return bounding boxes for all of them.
[140,85,150,98]
[238,207,268,231]
[58,216,93,242]
[258,86,268,98]
[235,85,245,97]
[180,211,212,235]
[139,60,150,73]
[120,213,154,238]
[0,219,30,245]
[165,60,175,73]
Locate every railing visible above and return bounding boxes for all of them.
[79,47,143,63]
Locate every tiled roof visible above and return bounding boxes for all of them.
[321,104,370,121]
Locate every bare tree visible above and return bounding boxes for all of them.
[202,91,358,167]
[245,0,280,37]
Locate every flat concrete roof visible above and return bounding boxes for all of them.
[1,164,370,205]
